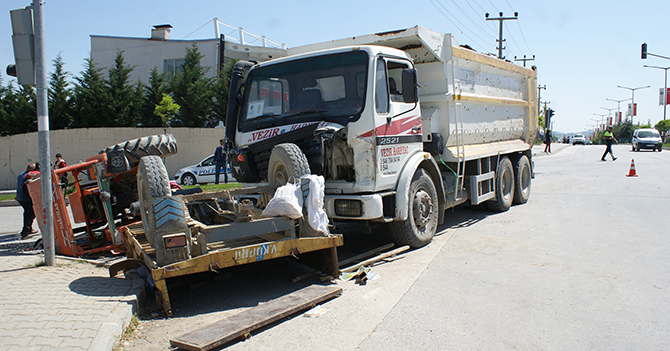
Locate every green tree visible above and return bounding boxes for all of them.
[0,84,37,136]
[72,57,109,128]
[139,67,169,127]
[48,53,73,129]
[655,119,670,143]
[212,59,238,126]
[104,50,139,127]
[154,93,180,127]
[169,43,214,127]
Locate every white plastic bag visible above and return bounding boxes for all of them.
[261,182,303,219]
[302,175,330,234]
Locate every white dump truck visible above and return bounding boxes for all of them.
[224,26,538,248]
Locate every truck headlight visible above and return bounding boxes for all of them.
[335,199,362,217]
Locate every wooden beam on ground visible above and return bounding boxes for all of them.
[338,243,394,268]
[170,285,342,351]
[340,245,410,273]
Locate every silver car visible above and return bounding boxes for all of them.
[632,128,662,152]
[572,134,586,145]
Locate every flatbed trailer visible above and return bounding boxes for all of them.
[114,184,343,317]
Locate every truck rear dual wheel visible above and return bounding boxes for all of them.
[513,155,531,205]
[487,156,515,212]
[268,143,311,186]
[137,156,172,248]
[390,169,438,248]
[101,134,178,167]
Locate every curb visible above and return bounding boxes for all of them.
[0,200,18,207]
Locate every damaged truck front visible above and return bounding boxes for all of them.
[225,26,538,249]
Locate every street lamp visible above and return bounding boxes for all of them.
[606,97,631,123]
[617,85,651,124]
[643,65,670,120]
[600,107,616,125]
[593,113,606,131]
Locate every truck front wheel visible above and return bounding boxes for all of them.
[268,143,311,186]
[487,156,515,211]
[390,169,438,248]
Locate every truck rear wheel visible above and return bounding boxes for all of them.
[101,134,178,167]
[487,156,515,212]
[268,143,311,186]
[137,156,172,248]
[390,169,438,248]
[513,155,531,204]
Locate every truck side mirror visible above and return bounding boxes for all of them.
[402,68,418,103]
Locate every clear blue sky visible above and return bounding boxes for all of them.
[1,0,668,134]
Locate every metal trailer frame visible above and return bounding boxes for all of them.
[114,186,343,317]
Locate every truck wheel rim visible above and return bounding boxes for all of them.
[413,190,432,229]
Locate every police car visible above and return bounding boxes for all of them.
[174,155,235,185]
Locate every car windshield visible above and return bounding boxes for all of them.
[575,135,584,138]
[638,130,660,138]
[239,51,369,130]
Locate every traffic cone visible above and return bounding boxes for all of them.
[626,159,638,177]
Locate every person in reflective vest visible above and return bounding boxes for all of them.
[601,126,618,161]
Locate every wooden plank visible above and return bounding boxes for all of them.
[170,285,342,351]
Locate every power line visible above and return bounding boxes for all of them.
[429,0,491,50]
[443,0,497,41]
[485,11,518,59]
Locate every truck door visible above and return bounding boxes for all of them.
[373,57,422,192]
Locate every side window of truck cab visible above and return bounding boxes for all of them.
[375,58,389,114]
[376,57,414,117]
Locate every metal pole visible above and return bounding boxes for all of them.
[32,0,54,265]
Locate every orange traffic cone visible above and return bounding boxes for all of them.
[626,159,638,177]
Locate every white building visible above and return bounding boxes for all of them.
[91,22,287,83]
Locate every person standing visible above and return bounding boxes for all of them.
[214,139,228,184]
[205,117,215,128]
[544,129,552,153]
[601,126,618,161]
[16,163,38,238]
[53,153,67,185]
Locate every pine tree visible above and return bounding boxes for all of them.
[139,67,168,127]
[169,43,214,127]
[105,50,138,126]
[1,84,37,135]
[48,53,73,129]
[212,59,238,126]
[72,57,108,128]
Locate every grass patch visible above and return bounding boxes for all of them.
[32,260,46,267]
[182,182,242,192]
[0,194,15,202]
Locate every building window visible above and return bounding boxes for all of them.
[164,58,185,75]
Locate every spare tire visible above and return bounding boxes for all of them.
[101,134,178,167]
[268,143,311,186]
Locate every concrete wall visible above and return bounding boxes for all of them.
[0,127,227,190]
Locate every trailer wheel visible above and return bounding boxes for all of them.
[513,155,531,205]
[487,156,515,212]
[101,134,178,167]
[390,169,438,248]
[268,143,311,186]
[137,156,172,248]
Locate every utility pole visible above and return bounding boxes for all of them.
[643,65,670,120]
[33,0,54,265]
[537,85,546,116]
[485,12,518,59]
[605,97,631,124]
[514,55,535,67]
[617,85,650,124]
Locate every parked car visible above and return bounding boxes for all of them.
[174,155,235,185]
[572,134,586,145]
[631,128,662,152]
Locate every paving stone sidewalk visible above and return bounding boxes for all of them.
[0,246,144,351]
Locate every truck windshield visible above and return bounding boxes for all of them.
[239,51,369,130]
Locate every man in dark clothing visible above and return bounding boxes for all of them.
[16,163,38,238]
[205,117,215,128]
[214,139,228,184]
[601,126,618,161]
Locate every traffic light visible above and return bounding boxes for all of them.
[8,7,36,86]
[641,43,647,59]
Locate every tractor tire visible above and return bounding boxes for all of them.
[487,156,515,212]
[513,155,531,205]
[101,134,178,167]
[267,143,311,186]
[137,156,172,248]
[390,169,438,249]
